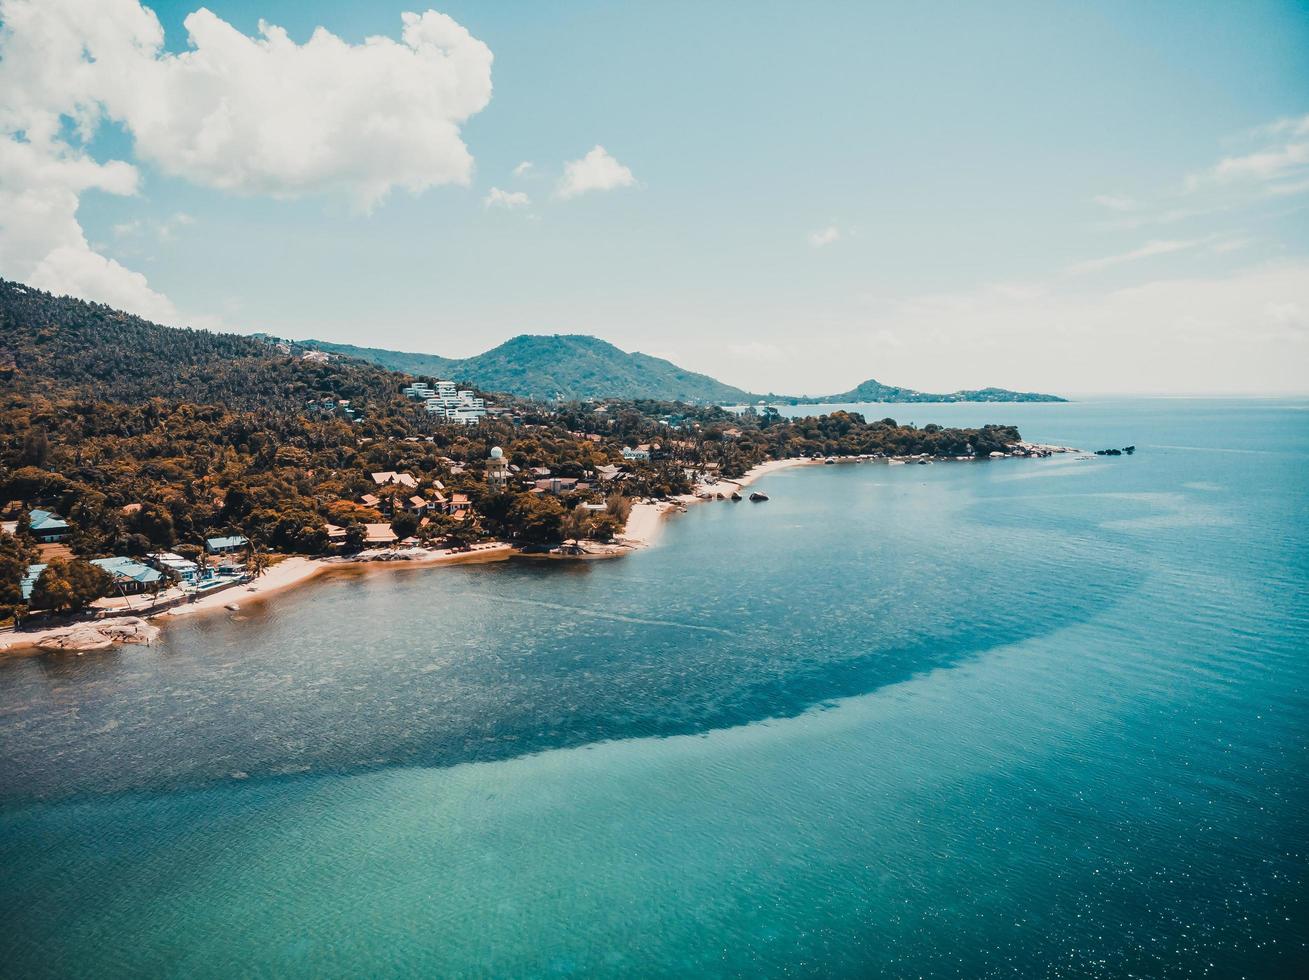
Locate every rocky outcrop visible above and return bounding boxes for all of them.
[33,617,160,653]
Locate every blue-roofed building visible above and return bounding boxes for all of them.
[91,557,164,595]
[148,551,201,583]
[205,535,249,554]
[19,563,46,602]
[27,509,70,542]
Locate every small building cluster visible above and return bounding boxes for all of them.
[402,380,488,424]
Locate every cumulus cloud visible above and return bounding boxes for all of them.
[808,226,841,248]
[484,187,529,209]
[513,160,534,177]
[556,145,635,199]
[0,0,493,321]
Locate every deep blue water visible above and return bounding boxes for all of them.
[1,398,1306,977]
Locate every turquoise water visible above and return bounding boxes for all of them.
[1,399,1306,977]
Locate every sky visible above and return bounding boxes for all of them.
[1,0,1307,396]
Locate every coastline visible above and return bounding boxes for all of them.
[617,457,822,549]
[0,545,514,654]
[1,449,1073,654]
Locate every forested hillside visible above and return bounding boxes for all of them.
[1,280,409,413]
[306,333,754,403]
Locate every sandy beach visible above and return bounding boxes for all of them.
[0,544,515,654]
[617,457,821,549]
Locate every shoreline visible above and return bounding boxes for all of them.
[0,545,514,654]
[1,449,1076,654]
[617,457,822,549]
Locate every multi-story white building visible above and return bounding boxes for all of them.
[404,379,489,424]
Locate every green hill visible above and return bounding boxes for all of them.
[305,335,1065,404]
[306,334,754,403]
[0,279,412,414]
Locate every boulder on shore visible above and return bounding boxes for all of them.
[34,617,160,653]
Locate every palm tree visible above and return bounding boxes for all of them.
[245,541,269,580]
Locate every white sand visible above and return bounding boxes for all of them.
[617,457,821,549]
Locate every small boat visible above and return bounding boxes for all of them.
[749,491,769,502]
[730,491,742,501]
[824,457,836,465]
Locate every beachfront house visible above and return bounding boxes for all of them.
[323,524,348,548]
[364,523,398,545]
[27,509,71,542]
[91,556,163,595]
[206,535,249,554]
[148,551,201,583]
[19,563,45,602]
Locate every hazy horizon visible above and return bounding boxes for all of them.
[1,0,1306,395]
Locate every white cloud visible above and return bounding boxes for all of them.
[808,226,841,248]
[1185,113,1309,191]
[1068,237,1210,275]
[513,160,533,177]
[1093,194,1137,212]
[0,130,177,320]
[1251,113,1309,139]
[556,145,635,199]
[0,0,493,322]
[1196,142,1309,188]
[484,186,530,209]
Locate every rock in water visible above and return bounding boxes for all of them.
[35,617,160,653]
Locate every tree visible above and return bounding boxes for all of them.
[20,429,50,466]
[508,494,565,544]
[245,544,269,579]
[344,523,367,552]
[30,559,112,613]
[391,512,419,540]
[0,531,34,622]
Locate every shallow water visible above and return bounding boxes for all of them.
[1,398,1306,977]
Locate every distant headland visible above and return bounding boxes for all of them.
[297,335,1067,405]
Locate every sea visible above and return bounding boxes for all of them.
[1,398,1305,978]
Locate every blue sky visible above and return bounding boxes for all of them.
[3,0,1308,393]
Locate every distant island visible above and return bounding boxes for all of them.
[298,335,1066,405]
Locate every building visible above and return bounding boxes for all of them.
[621,447,651,462]
[363,523,397,545]
[148,551,201,583]
[370,471,418,489]
[486,446,510,488]
[27,509,71,542]
[19,563,45,602]
[323,524,349,548]
[91,556,164,595]
[417,380,490,425]
[206,535,249,554]
[533,477,580,495]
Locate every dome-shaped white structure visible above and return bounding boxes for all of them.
[489,446,504,459]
